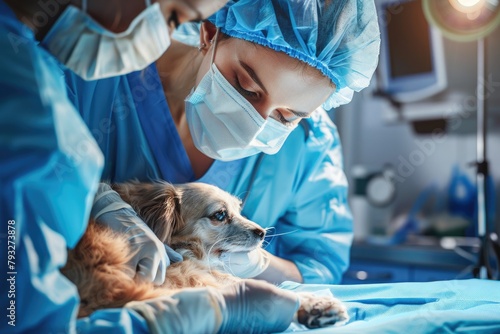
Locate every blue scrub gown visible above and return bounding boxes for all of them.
[65,63,353,284]
[0,2,150,332]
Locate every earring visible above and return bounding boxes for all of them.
[198,43,207,52]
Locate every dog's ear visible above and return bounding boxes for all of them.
[112,182,184,244]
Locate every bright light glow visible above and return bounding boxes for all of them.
[456,0,482,7]
[449,0,485,13]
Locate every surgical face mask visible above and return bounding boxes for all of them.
[42,0,170,80]
[185,31,297,161]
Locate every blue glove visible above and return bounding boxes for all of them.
[165,244,183,263]
[91,183,182,285]
[126,279,299,334]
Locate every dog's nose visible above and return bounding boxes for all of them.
[253,228,265,240]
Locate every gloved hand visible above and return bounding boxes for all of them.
[91,183,182,285]
[220,248,271,278]
[126,279,299,334]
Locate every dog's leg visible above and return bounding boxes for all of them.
[294,292,349,329]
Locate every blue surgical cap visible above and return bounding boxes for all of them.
[175,0,380,110]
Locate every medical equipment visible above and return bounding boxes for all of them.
[376,0,447,103]
[351,165,397,239]
[423,0,500,280]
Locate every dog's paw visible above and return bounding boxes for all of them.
[295,292,349,329]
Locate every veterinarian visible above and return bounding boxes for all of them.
[64,0,380,285]
[1,0,306,333]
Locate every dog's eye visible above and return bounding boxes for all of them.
[210,210,227,222]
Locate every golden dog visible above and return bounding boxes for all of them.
[62,181,349,329]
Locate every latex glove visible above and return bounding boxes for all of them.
[220,248,271,278]
[165,244,183,263]
[91,183,182,285]
[126,279,299,334]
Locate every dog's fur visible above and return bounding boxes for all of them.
[62,181,348,328]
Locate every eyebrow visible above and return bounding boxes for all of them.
[239,60,311,118]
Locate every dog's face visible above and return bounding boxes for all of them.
[114,182,266,261]
[175,183,266,254]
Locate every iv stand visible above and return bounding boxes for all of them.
[473,38,492,279]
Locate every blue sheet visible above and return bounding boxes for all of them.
[280,279,500,333]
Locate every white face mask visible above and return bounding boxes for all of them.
[185,34,297,161]
[42,0,170,80]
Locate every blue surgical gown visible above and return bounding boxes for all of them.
[64,63,353,284]
[0,2,149,332]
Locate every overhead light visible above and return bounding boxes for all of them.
[456,0,482,6]
[423,0,500,41]
[449,0,484,13]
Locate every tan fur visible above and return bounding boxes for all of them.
[113,182,181,245]
[62,222,166,317]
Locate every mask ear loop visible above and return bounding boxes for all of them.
[145,0,151,6]
[209,28,220,73]
[82,0,88,12]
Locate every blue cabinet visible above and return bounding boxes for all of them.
[342,261,410,284]
[342,242,477,284]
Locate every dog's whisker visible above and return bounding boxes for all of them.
[263,227,276,235]
[260,229,300,250]
[264,229,299,238]
[262,227,275,241]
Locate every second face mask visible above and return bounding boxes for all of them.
[42,0,171,80]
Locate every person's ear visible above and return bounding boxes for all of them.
[199,21,217,55]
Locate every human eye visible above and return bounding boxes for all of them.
[273,110,298,127]
[234,75,259,99]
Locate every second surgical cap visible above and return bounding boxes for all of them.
[206,0,381,110]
